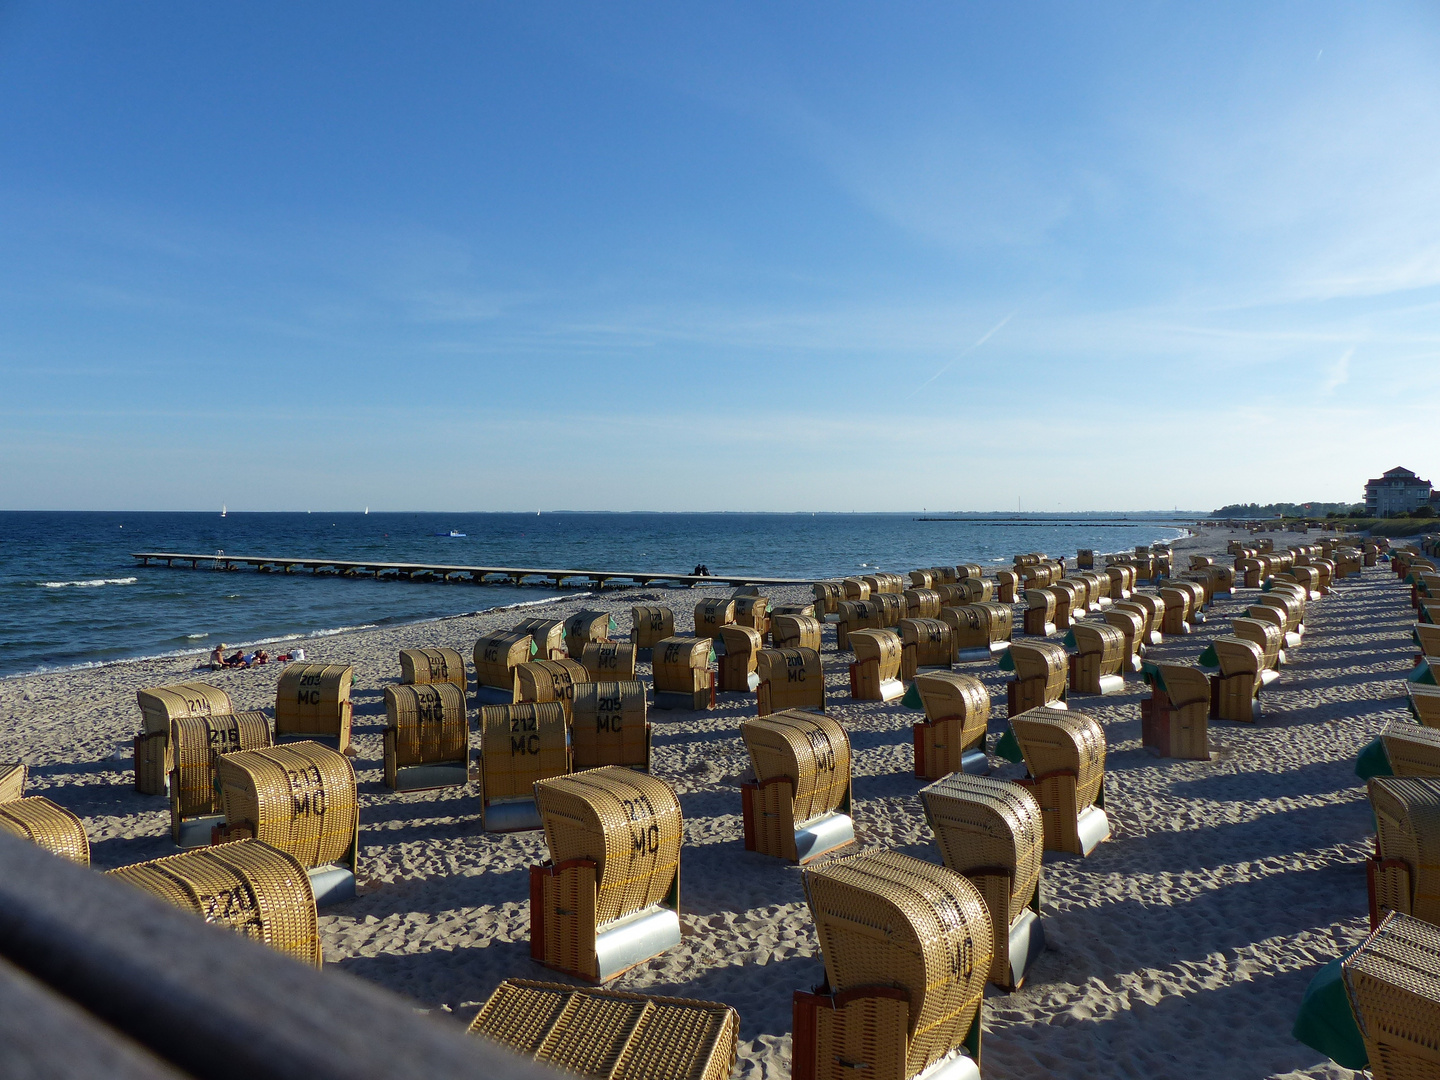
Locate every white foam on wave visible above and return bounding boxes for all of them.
[40,577,138,589]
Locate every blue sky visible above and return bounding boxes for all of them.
[2,3,1437,511]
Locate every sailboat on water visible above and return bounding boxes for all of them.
[221,504,226,518]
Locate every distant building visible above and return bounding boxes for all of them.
[1365,466,1433,516]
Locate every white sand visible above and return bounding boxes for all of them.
[0,526,1404,1079]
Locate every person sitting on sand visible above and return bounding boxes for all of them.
[226,650,246,668]
[210,644,226,670]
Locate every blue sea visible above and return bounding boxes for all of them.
[0,511,1190,678]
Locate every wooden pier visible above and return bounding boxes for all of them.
[130,552,811,589]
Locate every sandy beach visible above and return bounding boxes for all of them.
[0,525,1405,1079]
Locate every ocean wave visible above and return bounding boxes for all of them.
[40,577,138,589]
[185,633,210,639]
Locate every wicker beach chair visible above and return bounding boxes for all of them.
[694,598,736,640]
[904,589,943,621]
[1410,684,1440,729]
[1009,706,1109,855]
[383,682,469,792]
[630,605,675,654]
[772,613,823,653]
[651,637,715,710]
[756,647,825,717]
[1254,592,1306,649]
[1141,664,1211,760]
[513,659,590,719]
[472,630,536,704]
[870,593,907,630]
[1105,564,1135,601]
[571,682,650,772]
[996,569,1022,605]
[1157,585,1197,636]
[955,577,996,605]
[848,629,905,702]
[514,617,569,660]
[564,611,615,660]
[956,563,984,581]
[1048,580,1086,630]
[478,701,570,831]
[836,600,884,652]
[717,624,764,693]
[734,595,771,636]
[108,839,320,966]
[1416,625,1440,661]
[1238,557,1266,589]
[169,711,272,845]
[865,572,906,595]
[1367,776,1440,929]
[793,850,988,1080]
[1208,636,1272,723]
[1001,641,1068,715]
[530,767,683,982]
[468,979,738,1080]
[215,741,359,905]
[907,671,989,778]
[1101,606,1145,673]
[1125,593,1165,647]
[1342,911,1440,1079]
[841,577,871,602]
[274,663,353,753]
[920,774,1045,990]
[1233,617,1284,669]
[1023,589,1058,638]
[580,641,637,682]
[0,796,89,865]
[398,647,467,691]
[814,582,846,616]
[740,711,854,864]
[940,603,1012,663]
[1381,723,1440,778]
[1076,548,1095,570]
[898,618,953,681]
[1065,621,1126,696]
[909,569,936,590]
[134,682,233,796]
[0,763,23,804]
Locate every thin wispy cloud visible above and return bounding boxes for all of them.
[908,312,1017,397]
[1322,348,1353,395]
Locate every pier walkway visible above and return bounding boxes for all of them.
[130,552,811,589]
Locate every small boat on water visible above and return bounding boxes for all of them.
[435,530,466,538]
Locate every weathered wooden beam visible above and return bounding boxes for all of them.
[0,833,550,1080]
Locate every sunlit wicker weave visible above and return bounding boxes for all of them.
[631,605,675,650]
[1066,621,1125,696]
[1291,565,1323,596]
[848,628,905,702]
[108,839,320,966]
[170,711,272,841]
[1416,625,1440,659]
[813,582,845,615]
[217,742,358,871]
[1141,664,1211,760]
[571,682,650,771]
[841,577,871,601]
[772,613,823,652]
[1004,640,1068,714]
[1235,615,1285,667]
[1124,593,1165,646]
[651,636,715,710]
[734,595,770,636]
[955,578,995,605]
[1157,585,1198,635]
[514,659,591,718]
[1342,911,1440,1079]
[756,647,825,717]
[1368,777,1440,928]
[1048,580,1085,630]
[473,630,538,697]
[869,593,907,629]
[1382,723,1440,778]
[478,701,570,804]
[1010,706,1107,855]
[865,572,906,595]
[274,663,353,750]
[903,589,943,621]
[0,763,23,804]
[1106,564,1135,600]
[468,979,739,1080]
[0,796,89,864]
[931,566,959,585]
[941,603,1012,657]
[1014,554,1042,568]
[563,611,614,660]
[909,672,989,779]
[909,570,935,590]
[580,641,637,682]
[1023,589,1058,637]
[514,617,569,659]
[994,569,1020,604]
[799,850,989,1080]
[741,711,852,863]
[694,598,736,640]
[717,624,764,692]
[898,618,953,680]
[1210,636,1266,723]
[835,600,884,651]
[531,767,683,980]
[1101,607,1145,672]
[134,682,234,795]
[920,773,1043,989]
[956,563,984,581]
[398,647,467,690]
[1410,684,1440,729]
[383,682,469,789]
